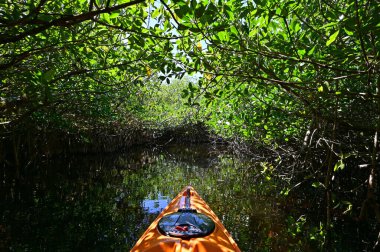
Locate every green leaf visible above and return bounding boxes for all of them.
[109,12,120,19]
[308,45,316,55]
[217,31,229,41]
[177,24,190,30]
[297,49,306,58]
[101,13,111,23]
[334,160,345,171]
[42,69,55,82]
[312,182,324,188]
[320,22,337,30]
[191,0,197,9]
[326,30,339,46]
[343,28,354,36]
[175,5,190,19]
[195,5,205,18]
[230,26,238,36]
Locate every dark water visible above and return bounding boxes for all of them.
[0,144,370,251]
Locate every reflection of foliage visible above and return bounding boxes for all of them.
[1,145,372,251]
[1,155,135,251]
[119,145,319,251]
[286,215,325,249]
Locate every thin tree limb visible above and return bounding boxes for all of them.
[0,0,145,44]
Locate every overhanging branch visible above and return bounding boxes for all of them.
[0,0,145,44]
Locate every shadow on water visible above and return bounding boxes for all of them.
[0,143,364,251]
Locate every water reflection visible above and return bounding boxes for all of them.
[0,144,337,251]
[142,195,170,214]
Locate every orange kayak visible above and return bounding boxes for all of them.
[131,186,241,252]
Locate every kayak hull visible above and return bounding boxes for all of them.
[131,186,240,252]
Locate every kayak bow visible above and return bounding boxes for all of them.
[131,186,241,252]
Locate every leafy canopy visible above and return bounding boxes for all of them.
[1,0,379,142]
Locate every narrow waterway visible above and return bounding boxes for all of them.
[0,144,370,251]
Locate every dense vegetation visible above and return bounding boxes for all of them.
[1,0,380,250]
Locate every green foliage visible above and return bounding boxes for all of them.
[1,0,379,145]
[176,0,380,142]
[135,76,204,128]
[0,0,180,134]
[201,80,305,142]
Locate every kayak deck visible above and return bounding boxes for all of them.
[131,186,240,252]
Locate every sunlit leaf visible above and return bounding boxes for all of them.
[109,12,120,19]
[334,160,345,171]
[326,30,339,46]
[343,28,354,36]
[308,45,316,55]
